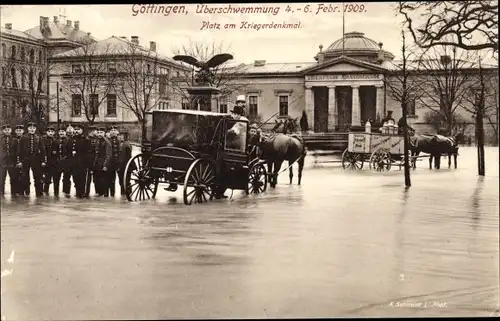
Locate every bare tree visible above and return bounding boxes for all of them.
[397,1,498,54]
[170,40,250,111]
[384,30,415,187]
[57,38,119,125]
[413,45,477,135]
[1,57,54,127]
[114,40,163,137]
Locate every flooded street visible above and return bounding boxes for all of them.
[1,146,499,319]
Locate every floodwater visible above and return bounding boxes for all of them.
[1,147,499,319]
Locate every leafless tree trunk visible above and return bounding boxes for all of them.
[397,1,498,54]
[58,38,119,125]
[170,40,250,111]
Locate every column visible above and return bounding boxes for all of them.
[327,85,337,131]
[351,85,361,126]
[375,85,384,123]
[305,86,314,131]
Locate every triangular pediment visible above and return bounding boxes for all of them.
[303,56,387,74]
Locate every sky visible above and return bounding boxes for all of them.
[1,3,408,64]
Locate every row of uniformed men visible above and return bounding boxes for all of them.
[0,122,132,198]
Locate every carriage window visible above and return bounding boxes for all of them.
[225,120,247,152]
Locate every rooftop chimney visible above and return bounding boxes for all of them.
[66,20,72,27]
[131,36,139,45]
[317,44,325,64]
[87,32,91,37]
[39,16,49,32]
[254,60,266,67]
[377,42,384,64]
[150,41,156,52]
[74,21,79,30]
[5,23,12,30]
[53,16,58,23]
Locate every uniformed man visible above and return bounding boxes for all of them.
[85,126,98,197]
[231,95,249,121]
[1,124,19,196]
[65,124,90,198]
[42,126,60,195]
[62,125,74,197]
[117,130,132,196]
[54,128,68,196]
[17,122,47,197]
[92,127,112,196]
[106,125,121,197]
[12,125,25,196]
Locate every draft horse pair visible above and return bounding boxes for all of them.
[409,128,463,169]
[249,117,307,188]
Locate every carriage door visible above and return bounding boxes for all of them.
[222,119,249,190]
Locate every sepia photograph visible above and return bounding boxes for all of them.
[0,1,499,319]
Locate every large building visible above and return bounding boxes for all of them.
[224,31,498,141]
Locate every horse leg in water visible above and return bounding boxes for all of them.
[297,154,305,185]
[273,160,284,188]
[412,150,419,169]
[288,160,294,184]
[453,152,458,169]
[434,153,441,169]
[266,160,274,187]
[428,154,433,169]
[448,153,452,169]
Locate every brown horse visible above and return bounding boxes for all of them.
[409,128,462,169]
[250,117,306,187]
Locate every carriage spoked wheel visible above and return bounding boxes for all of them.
[369,147,392,172]
[183,159,216,205]
[247,162,268,194]
[124,154,159,202]
[341,149,364,170]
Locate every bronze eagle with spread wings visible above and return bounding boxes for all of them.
[172,53,234,71]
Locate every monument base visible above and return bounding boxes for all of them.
[187,86,221,112]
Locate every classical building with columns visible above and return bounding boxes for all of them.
[225,31,498,139]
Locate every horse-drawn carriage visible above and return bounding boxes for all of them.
[341,131,413,171]
[122,109,267,205]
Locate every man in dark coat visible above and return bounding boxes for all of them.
[85,126,98,197]
[1,124,19,196]
[93,127,112,196]
[11,125,25,196]
[65,124,90,198]
[106,125,121,197]
[17,122,47,197]
[61,125,74,197]
[42,126,60,195]
[53,128,68,196]
[117,130,132,196]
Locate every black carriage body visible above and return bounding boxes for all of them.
[143,109,250,188]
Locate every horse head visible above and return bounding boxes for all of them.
[272,119,285,133]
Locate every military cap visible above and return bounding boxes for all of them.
[249,123,258,129]
[15,124,24,130]
[1,124,11,130]
[97,127,106,131]
[58,128,66,132]
[88,125,97,131]
[73,123,82,129]
[27,122,37,128]
[46,126,55,131]
[119,129,129,135]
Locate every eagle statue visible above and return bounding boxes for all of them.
[172,53,234,71]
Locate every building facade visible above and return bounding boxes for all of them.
[224,31,498,141]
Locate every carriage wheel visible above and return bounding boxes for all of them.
[369,148,392,172]
[247,162,267,194]
[183,159,216,205]
[124,154,159,202]
[341,149,364,170]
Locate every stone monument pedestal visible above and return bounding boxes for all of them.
[187,86,221,112]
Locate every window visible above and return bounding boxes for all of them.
[20,47,26,61]
[38,50,43,63]
[1,67,6,86]
[90,94,99,116]
[248,95,258,119]
[181,98,190,110]
[29,49,35,63]
[37,72,43,92]
[408,97,416,116]
[146,64,151,73]
[21,70,26,89]
[10,68,17,88]
[159,74,167,96]
[28,69,34,89]
[439,93,446,113]
[279,95,289,116]
[72,64,82,73]
[71,94,82,117]
[1,101,7,120]
[1,44,6,58]
[10,45,16,59]
[219,97,228,113]
[107,63,116,73]
[159,67,169,76]
[176,71,180,77]
[106,94,117,116]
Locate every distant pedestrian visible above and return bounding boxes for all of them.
[118,130,132,196]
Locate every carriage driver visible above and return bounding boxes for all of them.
[231,95,249,121]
